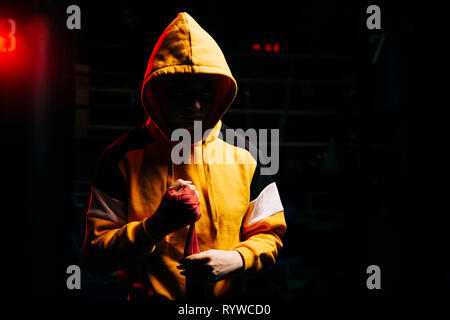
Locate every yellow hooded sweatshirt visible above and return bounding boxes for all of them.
[82,12,287,300]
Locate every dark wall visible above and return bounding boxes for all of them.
[1,0,447,300]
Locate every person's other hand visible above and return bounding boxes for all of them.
[177,249,244,282]
[144,179,201,241]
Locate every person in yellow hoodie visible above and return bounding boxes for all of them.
[82,12,287,300]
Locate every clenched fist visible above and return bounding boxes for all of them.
[144,179,201,242]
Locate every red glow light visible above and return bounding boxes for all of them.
[0,16,32,80]
[0,18,16,52]
[0,36,6,51]
[252,43,261,51]
[252,43,280,53]
[264,43,272,52]
[273,43,280,53]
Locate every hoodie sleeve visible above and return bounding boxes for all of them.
[82,128,156,275]
[233,160,287,273]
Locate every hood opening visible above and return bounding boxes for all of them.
[143,73,235,140]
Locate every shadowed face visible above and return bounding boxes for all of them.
[151,74,219,133]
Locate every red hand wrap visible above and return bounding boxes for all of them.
[166,187,202,257]
[144,185,202,242]
[165,187,202,222]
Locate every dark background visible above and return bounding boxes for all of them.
[0,0,448,300]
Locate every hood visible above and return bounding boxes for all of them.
[141,12,238,140]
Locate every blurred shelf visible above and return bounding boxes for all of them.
[80,103,338,116]
[79,78,352,90]
[226,51,357,61]
[90,87,138,94]
[88,124,135,130]
[237,78,354,85]
[84,43,358,61]
[228,109,337,116]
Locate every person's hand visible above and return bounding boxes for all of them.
[144,179,201,241]
[177,249,244,282]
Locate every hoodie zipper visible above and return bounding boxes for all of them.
[202,141,218,237]
[168,140,175,188]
